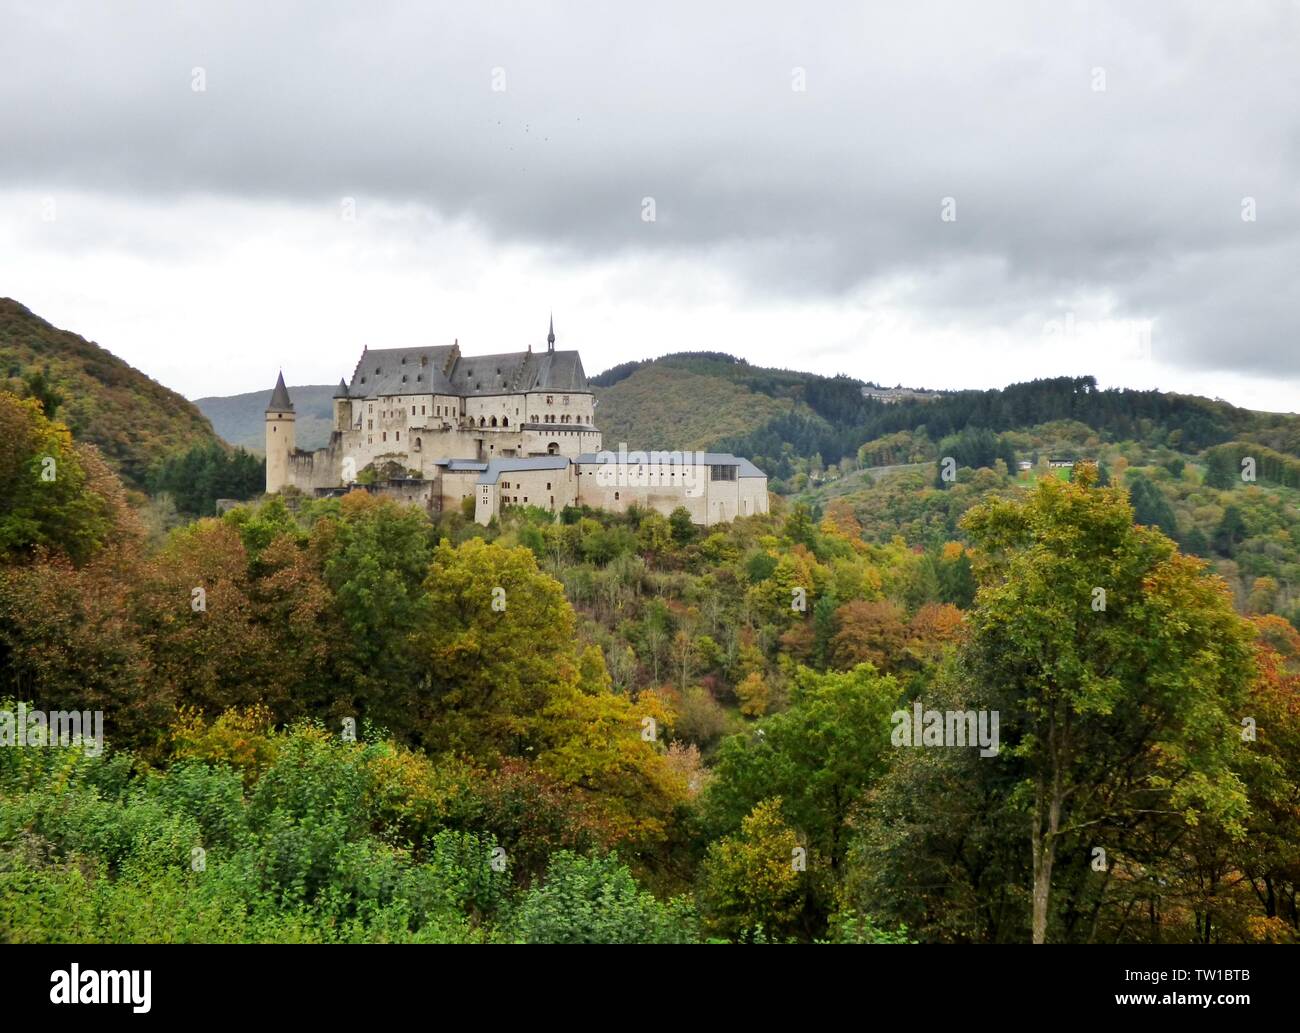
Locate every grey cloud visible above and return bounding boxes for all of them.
[2,0,1298,376]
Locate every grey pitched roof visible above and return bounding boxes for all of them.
[573,451,766,477]
[333,378,350,398]
[448,350,587,395]
[477,456,570,485]
[347,345,588,398]
[350,346,458,396]
[266,372,294,412]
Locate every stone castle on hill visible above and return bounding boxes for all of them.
[265,319,769,525]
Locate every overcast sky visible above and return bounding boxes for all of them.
[2,1,1297,411]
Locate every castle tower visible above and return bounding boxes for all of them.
[332,378,352,432]
[265,371,295,493]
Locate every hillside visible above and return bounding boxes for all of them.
[195,384,337,453]
[0,299,222,489]
[594,364,792,449]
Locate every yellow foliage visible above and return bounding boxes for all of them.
[169,704,279,786]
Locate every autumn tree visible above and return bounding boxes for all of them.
[830,599,908,672]
[699,798,805,942]
[961,471,1256,943]
[0,392,114,564]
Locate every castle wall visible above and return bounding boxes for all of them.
[524,390,594,427]
[520,426,601,458]
[570,458,768,526]
[493,466,576,514]
[284,434,347,492]
[440,468,483,513]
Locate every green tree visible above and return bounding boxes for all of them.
[1213,505,1247,558]
[512,851,695,943]
[418,537,582,757]
[0,392,114,564]
[961,472,1255,943]
[702,664,899,872]
[699,798,805,942]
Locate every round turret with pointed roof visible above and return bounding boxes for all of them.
[333,378,349,398]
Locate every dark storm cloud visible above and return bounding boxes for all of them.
[2,0,1298,377]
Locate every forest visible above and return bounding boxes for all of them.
[3,386,1299,944]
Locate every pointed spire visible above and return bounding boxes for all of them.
[333,377,349,398]
[547,313,555,352]
[266,371,294,412]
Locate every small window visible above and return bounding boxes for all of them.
[382,432,387,442]
[614,491,620,500]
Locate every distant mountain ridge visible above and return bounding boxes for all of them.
[0,299,223,490]
[195,384,337,454]
[192,348,1300,496]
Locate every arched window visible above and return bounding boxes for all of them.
[414,437,422,451]
[490,416,498,427]
[501,416,508,427]
[479,417,486,427]
[547,441,559,455]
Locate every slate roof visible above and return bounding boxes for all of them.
[477,456,571,485]
[347,345,588,398]
[349,346,457,396]
[266,372,294,412]
[448,350,587,395]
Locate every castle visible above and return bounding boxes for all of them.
[265,320,769,525]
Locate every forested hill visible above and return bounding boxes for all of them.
[195,384,338,453]
[597,353,1300,491]
[0,299,222,489]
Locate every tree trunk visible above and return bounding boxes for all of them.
[1031,785,1059,942]
[1031,720,1064,944]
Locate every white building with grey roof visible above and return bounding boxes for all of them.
[266,320,767,525]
